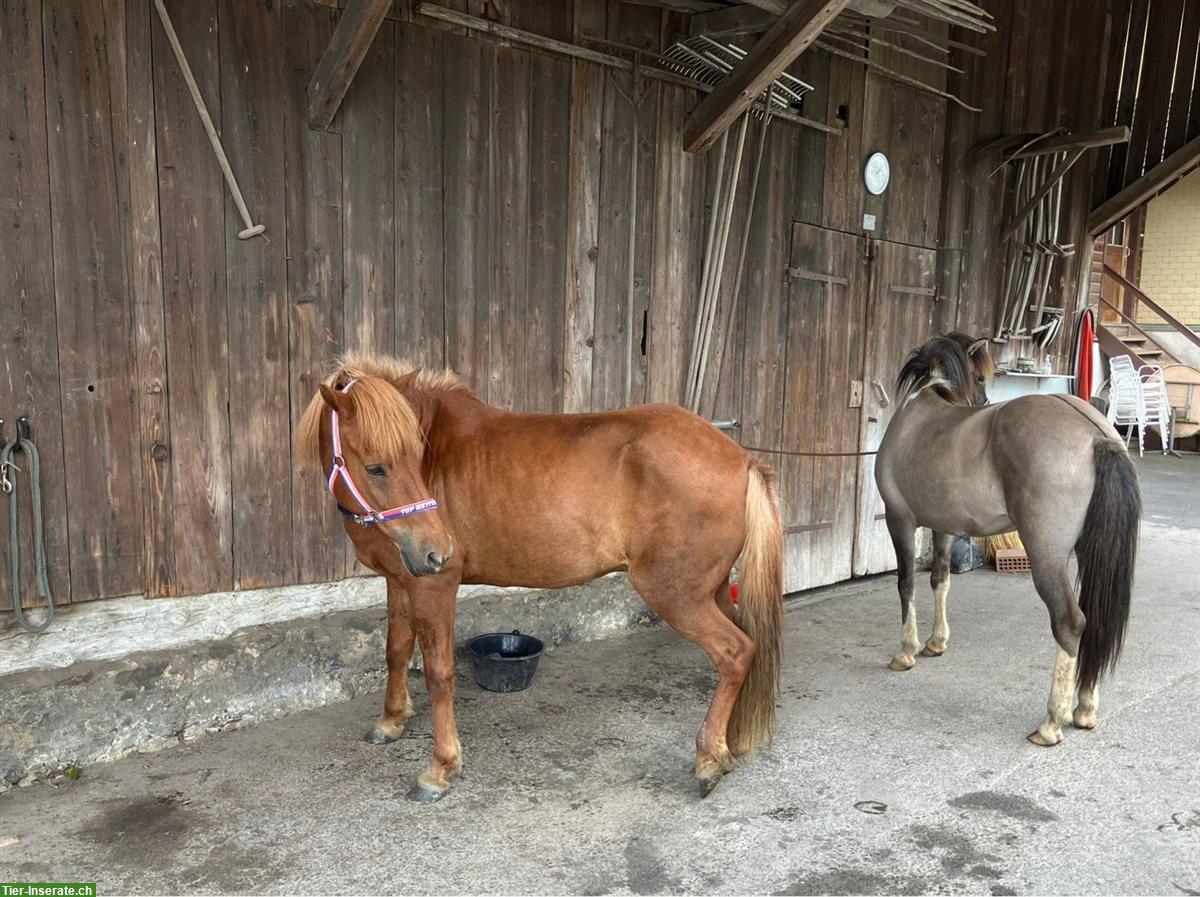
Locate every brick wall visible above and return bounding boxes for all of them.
[1138,168,1200,326]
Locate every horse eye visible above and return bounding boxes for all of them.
[365,464,387,478]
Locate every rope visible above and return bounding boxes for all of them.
[740,445,878,458]
[2,423,55,633]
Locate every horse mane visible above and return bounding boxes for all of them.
[896,332,995,406]
[295,351,472,467]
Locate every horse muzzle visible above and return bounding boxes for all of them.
[399,542,453,577]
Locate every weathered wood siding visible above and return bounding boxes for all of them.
[0,0,1125,609]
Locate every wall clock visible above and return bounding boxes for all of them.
[864,151,890,195]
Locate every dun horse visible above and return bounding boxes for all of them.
[299,354,783,801]
[875,334,1141,746]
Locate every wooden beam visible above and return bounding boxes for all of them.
[975,126,1131,159]
[683,0,850,153]
[1088,133,1200,236]
[414,4,843,135]
[306,0,393,131]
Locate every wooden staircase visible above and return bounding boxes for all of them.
[1097,263,1199,368]
[1096,321,1177,368]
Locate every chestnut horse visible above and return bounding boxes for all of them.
[298,353,783,801]
[875,333,1140,746]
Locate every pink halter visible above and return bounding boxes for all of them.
[326,379,439,526]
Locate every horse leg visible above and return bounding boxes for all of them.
[921,532,954,657]
[408,576,463,802]
[368,577,417,744]
[1025,548,1086,747]
[1073,683,1099,729]
[886,512,920,671]
[631,568,754,797]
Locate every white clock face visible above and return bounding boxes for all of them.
[864,152,890,195]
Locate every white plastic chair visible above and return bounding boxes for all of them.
[1106,355,1169,456]
[1137,364,1171,455]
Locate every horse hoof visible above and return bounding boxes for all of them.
[697,772,723,798]
[408,782,449,803]
[888,655,915,672]
[1072,709,1097,730]
[366,724,402,744]
[1027,729,1062,747]
[920,642,945,658]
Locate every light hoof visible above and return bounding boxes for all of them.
[1072,708,1097,730]
[888,654,915,672]
[920,641,946,658]
[408,781,450,803]
[366,720,405,744]
[1027,727,1063,747]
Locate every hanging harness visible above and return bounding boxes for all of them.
[326,380,439,526]
[2,417,55,633]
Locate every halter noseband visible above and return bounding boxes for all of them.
[325,379,439,526]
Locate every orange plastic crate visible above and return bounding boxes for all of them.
[995,548,1031,573]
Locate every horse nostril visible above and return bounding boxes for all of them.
[425,550,444,571]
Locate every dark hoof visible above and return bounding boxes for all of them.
[407,782,448,803]
[697,772,724,798]
[366,726,400,745]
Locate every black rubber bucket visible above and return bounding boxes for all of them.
[466,630,544,693]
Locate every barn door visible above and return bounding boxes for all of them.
[852,239,937,576]
[776,223,867,593]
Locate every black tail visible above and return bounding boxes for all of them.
[1075,441,1141,692]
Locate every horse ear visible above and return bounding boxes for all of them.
[319,383,355,419]
[967,338,988,356]
[393,369,421,392]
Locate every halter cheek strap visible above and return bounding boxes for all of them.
[325,379,439,526]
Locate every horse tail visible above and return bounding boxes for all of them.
[1075,440,1141,693]
[728,460,784,757]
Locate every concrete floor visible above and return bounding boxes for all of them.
[1,463,1197,895]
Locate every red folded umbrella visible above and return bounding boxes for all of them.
[1076,308,1095,400]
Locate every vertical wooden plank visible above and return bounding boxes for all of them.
[127,0,175,597]
[862,75,946,249]
[1142,0,1186,171]
[853,241,935,576]
[737,114,792,453]
[820,52,865,234]
[518,2,571,413]
[441,31,491,391]
[1164,0,1200,155]
[284,0,345,586]
[563,1,605,412]
[1104,0,1148,198]
[154,0,234,595]
[43,0,144,600]
[395,21,446,370]
[591,0,658,411]
[646,82,704,405]
[221,0,291,590]
[342,20,395,356]
[0,0,70,610]
[488,39,529,409]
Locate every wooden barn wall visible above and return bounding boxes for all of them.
[938,0,1124,352]
[1095,0,1200,205]
[1,0,975,609]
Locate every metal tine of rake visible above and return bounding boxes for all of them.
[661,36,813,113]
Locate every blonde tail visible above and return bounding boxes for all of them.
[727,461,784,756]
